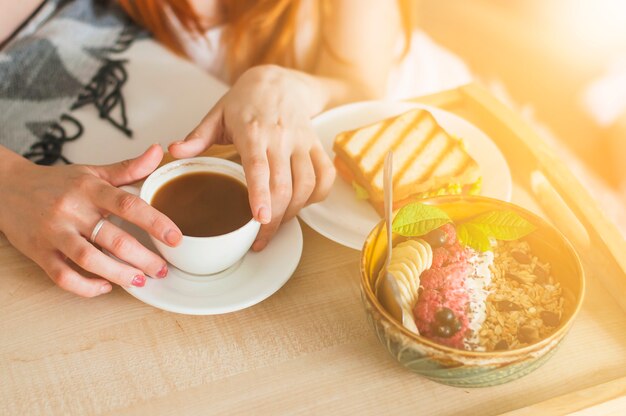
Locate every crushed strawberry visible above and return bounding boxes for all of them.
[413,224,473,349]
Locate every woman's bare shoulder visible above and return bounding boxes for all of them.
[0,0,45,45]
[314,0,404,97]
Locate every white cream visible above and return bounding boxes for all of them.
[463,248,495,351]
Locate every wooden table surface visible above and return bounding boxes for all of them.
[2,41,626,416]
[2,219,626,416]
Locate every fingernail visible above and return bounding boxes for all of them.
[100,283,112,294]
[156,264,168,278]
[170,141,185,147]
[253,239,267,251]
[132,275,146,287]
[165,229,182,246]
[257,206,271,224]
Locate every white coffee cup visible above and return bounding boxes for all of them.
[140,157,260,275]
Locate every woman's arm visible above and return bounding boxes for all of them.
[0,0,44,44]
[0,144,183,297]
[313,0,404,104]
[171,0,405,248]
[187,0,403,111]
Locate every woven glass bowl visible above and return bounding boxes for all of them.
[360,195,585,387]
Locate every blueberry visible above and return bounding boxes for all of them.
[451,319,462,334]
[434,324,452,338]
[435,307,455,324]
[424,229,448,248]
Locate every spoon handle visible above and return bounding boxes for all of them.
[384,151,393,266]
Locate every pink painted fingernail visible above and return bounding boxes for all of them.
[257,206,271,224]
[156,264,168,279]
[132,275,146,287]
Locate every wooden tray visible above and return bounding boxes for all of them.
[155,83,626,414]
[2,83,625,416]
[412,83,626,414]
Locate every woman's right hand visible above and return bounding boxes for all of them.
[0,144,182,297]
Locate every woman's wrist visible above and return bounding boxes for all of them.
[286,68,381,113]
[296,71,354,114]
[239,64,354,117]
[284,67,368,114]
[0,146,32,230]
[0,145,29,177]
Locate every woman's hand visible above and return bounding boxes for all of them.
[169,65,336,250]
[0,144,182,297]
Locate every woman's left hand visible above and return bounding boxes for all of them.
[169,65,336,251]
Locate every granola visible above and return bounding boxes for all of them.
[478,240,564,351]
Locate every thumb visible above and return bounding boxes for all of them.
[169,101,224,159]
[93,144,164,186]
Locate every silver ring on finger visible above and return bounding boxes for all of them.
[89,218,107,244]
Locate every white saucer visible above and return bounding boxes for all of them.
[107,213,303,315]
[298,100,513,250]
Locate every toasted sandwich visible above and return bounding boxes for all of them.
[333,108,481,215]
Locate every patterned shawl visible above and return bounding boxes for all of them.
[0,0,140,164]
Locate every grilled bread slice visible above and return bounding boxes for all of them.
[333,108,481,214]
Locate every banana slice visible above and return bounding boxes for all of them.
[401,239,434,270]
[402,309,420,334]
[376,238,433,335]
[387,263,415,306]
[389,239,433,308]
[385,272,420,335]
[389,246,421,294]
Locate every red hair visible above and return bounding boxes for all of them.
[118,0,415,81]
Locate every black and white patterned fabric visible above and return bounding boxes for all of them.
[0,0,139,165]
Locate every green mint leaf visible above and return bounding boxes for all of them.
[465,210,537,241]
[457,223,492,252]
[392,203,451,237]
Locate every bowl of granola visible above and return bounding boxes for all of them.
[360,195,585,387]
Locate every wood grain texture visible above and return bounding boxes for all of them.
[2,222,625,415]
[501,377,626,416]
[2,85,625,415]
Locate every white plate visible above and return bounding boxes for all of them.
[107,203,303,315]
[298,100,512,250]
